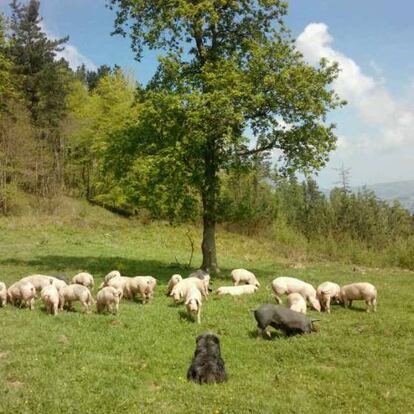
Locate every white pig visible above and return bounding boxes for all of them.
[19,274,66,294]
[96,286,121,314]
[339,282,377,312]
[185,287,202,324]
[231,269,260,287]
[72,272,94,289]
[166,274,183,295]
[41,282,60,315]
[128,276,156,303]
[271,277,321,312]
[170,277,208,304]
[20,274,56,293]
[216,285,258,296]
[7,281,36,309]
[316,281,341,313]
[104,276,131,299]
[287,292,307,314]
[59,284,94,312]
[0,282,7,307]
[100,270,121,288]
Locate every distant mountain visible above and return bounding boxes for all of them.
[357,180,414,214]
[320,180,414,213]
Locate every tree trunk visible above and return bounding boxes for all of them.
[201,137,220,274]
[201,214,219,273]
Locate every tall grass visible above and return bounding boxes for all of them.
[224,216,414,270]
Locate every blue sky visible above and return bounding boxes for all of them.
[1,0,413,188]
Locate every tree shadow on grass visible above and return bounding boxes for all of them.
[0,255,278,285]
[0,255,186,284]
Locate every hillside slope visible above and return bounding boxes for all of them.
[0,205,413,413]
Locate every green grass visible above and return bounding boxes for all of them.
[0,203,413,413]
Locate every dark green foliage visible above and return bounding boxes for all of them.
[1,1,75,200]
[218,165,414,261]
[76,64,114,90]
[7,0,71,127]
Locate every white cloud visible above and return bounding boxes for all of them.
[296,23,414,152]
[55,45,97,71]
[39,21,97,71]
[296,23,375,101]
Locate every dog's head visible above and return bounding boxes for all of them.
[195,333,221,354]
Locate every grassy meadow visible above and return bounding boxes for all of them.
[0,201,413,413]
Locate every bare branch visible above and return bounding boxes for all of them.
[186,229,195,269]
[236,137,280,157]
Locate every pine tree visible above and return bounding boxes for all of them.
[7,0,70,126]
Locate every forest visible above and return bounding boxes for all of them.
[1,0,413,270]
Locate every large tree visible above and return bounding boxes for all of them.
[107,0,344,273]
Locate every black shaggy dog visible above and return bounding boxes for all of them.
[187,333,228,384]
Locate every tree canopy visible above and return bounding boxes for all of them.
[107,0,345,272]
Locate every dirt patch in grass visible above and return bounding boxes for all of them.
[149,382,162,391]
[58,334,69,345]
[7,379,24,389]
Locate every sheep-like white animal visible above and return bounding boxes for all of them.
[52,279,67,292]
[142,276,157,300]
[231,269,260,287]
[103,275,131,299]
[19,274,61,293]
[286,292,307,314]
[170,277,208,304]
[72,272,94,289]
[128,276,157,303]
[96,286,121,314]
[8,281,36,309]
[41,282,60,315]
[166,274,183,295]
[0,282,7,307]
[339,282,377,312]
[316,281,341,313]
[271,277,321,312]
[216,285,258,296]
[185,287,203,324]
[102,270,122,286]
[59,284,94,312]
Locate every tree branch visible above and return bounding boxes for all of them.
[236,136,280,156]
[192,21,205,65]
